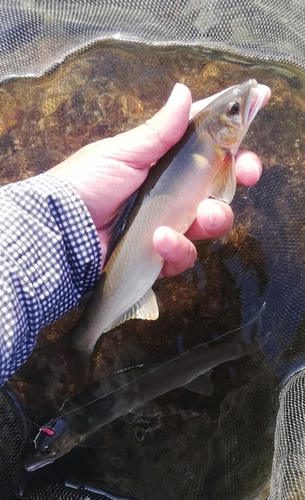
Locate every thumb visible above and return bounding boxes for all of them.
[100,83,192,169]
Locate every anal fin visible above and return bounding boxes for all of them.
[183,372,214,397]
[106,288,159,331]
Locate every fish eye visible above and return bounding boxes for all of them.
[228,102,240,115]
[41,445,52,456]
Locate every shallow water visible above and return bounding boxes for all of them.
[3,41,305,499]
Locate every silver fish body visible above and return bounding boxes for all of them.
[72,81,268,345]
[40,80,270,391]
[22,306,269,471]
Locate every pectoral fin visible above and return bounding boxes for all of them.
[208,153,236,203]
[106,288,159,331]
[131,400,162,418]
[79,428,115,449]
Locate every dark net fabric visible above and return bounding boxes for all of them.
[21,487,111,500]
[0,391,112,500]
[270,371,305,499]
[0,391,23,499]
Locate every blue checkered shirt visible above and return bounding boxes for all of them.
[0,174,101,386]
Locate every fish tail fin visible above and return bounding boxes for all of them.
[35,332,93,394]
[66,346,93,394]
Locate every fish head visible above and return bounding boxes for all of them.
[203,79,271,155]
[21,417,80,472]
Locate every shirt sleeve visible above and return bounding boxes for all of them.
[0,173,102,386]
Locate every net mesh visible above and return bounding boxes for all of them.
[0,0,305,82]
[0,392,23,499]
[0,1,305,499]
[270,371,305,499]
[0,390,119,500]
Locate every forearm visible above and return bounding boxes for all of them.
[0,174,101,385]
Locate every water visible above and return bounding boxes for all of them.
[2,41,305,499]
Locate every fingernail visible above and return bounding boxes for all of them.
[161,228,177,249]
[208,204,226,227]
[253,162,261,183]
[166,83,184,106]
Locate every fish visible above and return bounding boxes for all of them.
[21,305,270,471]
[38,80,271,392]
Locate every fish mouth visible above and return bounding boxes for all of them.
[23,458,55,472]
[245,80,271,126]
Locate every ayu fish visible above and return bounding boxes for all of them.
[22,306,269,471]
[40,80,271,391]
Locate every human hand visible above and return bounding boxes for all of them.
[48,83,264,278]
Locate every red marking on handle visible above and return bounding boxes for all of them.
[41,427,55,436]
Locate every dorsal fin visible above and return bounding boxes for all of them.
[105,191,138,264]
